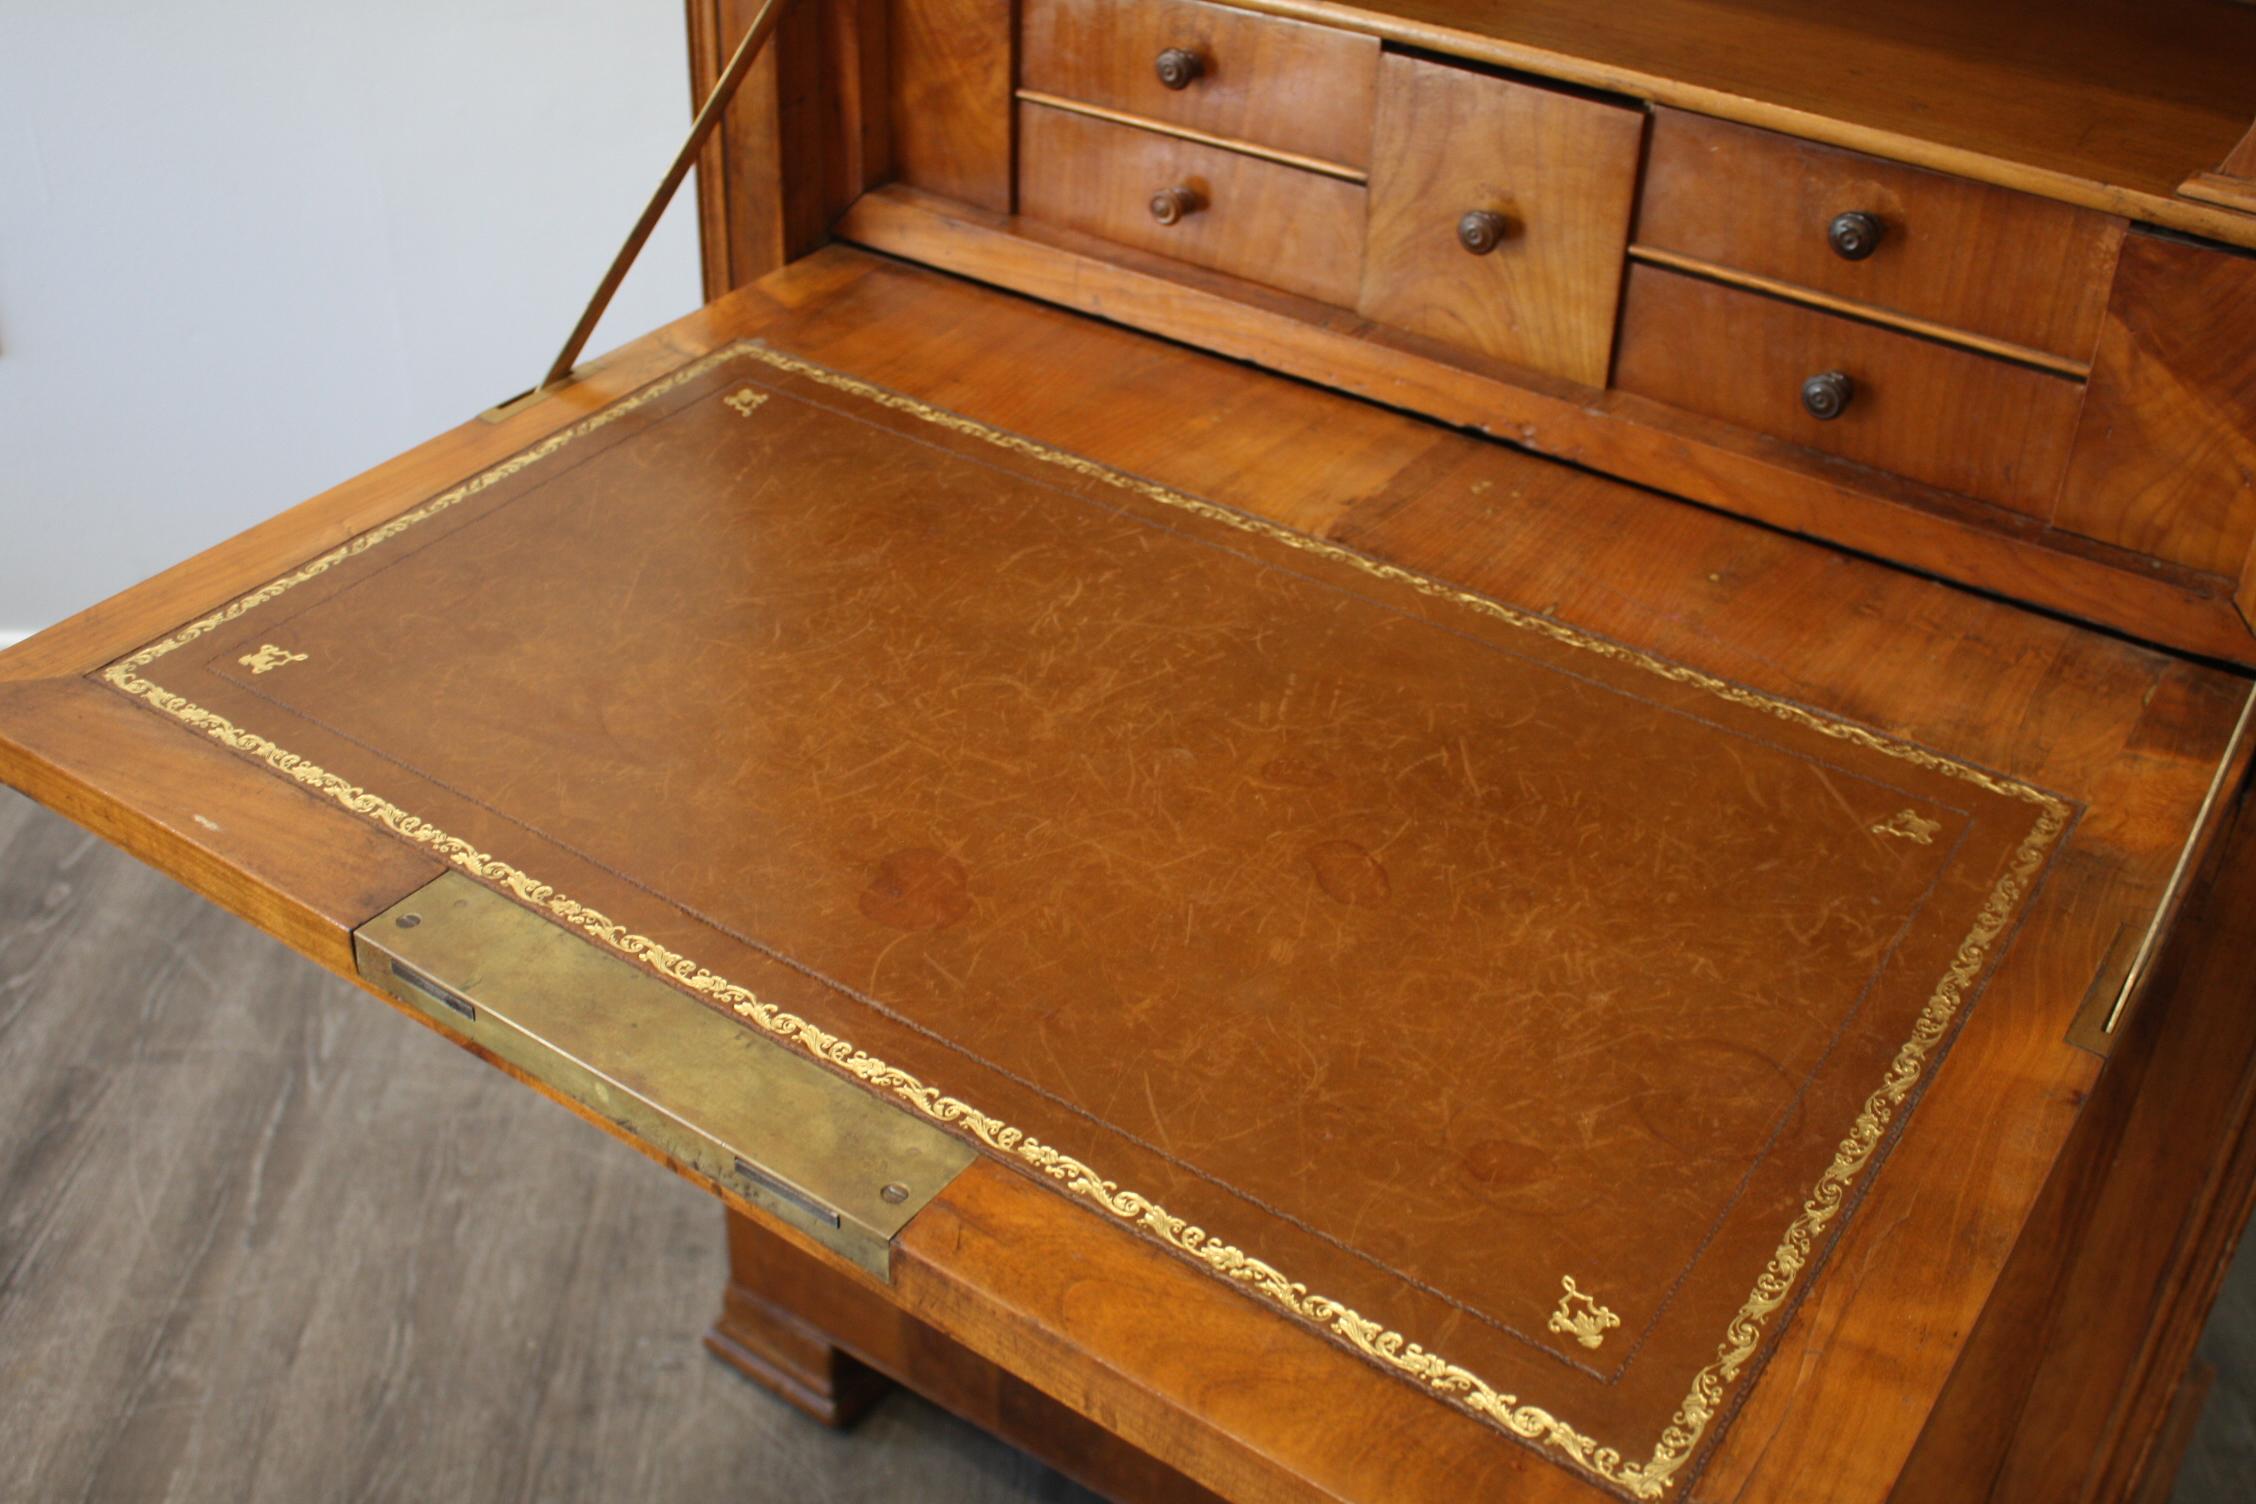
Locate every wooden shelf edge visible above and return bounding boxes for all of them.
[838,183,2254,665]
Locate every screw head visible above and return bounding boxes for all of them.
[396,913,422,929]
[880,1182,910,1205]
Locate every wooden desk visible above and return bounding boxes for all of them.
[8,2,2256,1500]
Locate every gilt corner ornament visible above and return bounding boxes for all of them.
[237,644,308,676]
[1871,808,1942,844]
[1549,1276,1621,1350]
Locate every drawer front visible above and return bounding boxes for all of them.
[1021,0,1379,170]
[1018,102,1366,307]
[1358,54,1644,389]
[1638,109,2126,363]
[1614,265,2084,516]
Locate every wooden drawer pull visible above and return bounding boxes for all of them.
[1154,47,1205,90]
[1826,210,1886,261]
[1148,184,1203,226]
[1800,368,1855,420]
[1457,209,1511,256]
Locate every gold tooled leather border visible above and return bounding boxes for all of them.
[100,340,2071,1498]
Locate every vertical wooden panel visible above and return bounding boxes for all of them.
[688,0,885,296]
[688,0,789,296]
[1357,54,1643,388]
[890,0,1016,213]
[2054,231,2256,578]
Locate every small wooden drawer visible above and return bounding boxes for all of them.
[1614,265,2084,516]
[1020,0,1379,172]
[1357,54,1644,388]
[1638,109,2126,364]
[1017,101,1367,307]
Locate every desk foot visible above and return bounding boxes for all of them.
[704,1212,893,1427]
[704,1206,1223,1500]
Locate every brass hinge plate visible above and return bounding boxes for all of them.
[353,873,977,1280]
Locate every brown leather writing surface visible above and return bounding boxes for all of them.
[102,340,2072,1497]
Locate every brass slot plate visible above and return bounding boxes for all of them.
[354,873,977,1280]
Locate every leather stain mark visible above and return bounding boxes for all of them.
[1259,752,1335,789]
[859,847,973,930]
[1304,839,1390,908]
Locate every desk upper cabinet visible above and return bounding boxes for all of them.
[5,4,2256,1504]
[847,0,2256,664]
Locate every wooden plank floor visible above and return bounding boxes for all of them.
[0,780,2249,1501]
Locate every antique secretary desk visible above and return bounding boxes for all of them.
[7,0,2256,1500]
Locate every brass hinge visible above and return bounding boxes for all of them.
[354,873,976,1280]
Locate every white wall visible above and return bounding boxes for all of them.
[0,0,705,642]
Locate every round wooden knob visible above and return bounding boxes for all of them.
[1457,209,1510,255]
[1827,210,1885,260]
[1148,185,1201,226]
[1801,369,1855,420]
[1155,48,1204,89]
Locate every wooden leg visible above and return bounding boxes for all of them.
[704,1206,1224,1502]
[704,1207,895,1426]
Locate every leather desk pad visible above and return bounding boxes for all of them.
[105,341,2071,1497]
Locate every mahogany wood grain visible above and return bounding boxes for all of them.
[0,678,442,978]
[1021,0,1379,171]
[889,0,1013,213]
[1636,108,2126,364]
[2054,231,2256,580]
[1358,52,1642,388]
[1016,101,1365,306]
[838,186,2255,663]
[1201,0,2256,252]
[1614,263,2085,518]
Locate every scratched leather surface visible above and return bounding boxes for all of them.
[156,341,2067,1475]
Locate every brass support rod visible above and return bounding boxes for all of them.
[2104,680,2256,1034]
[540,0,786,391]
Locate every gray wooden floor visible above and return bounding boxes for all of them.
[0,784,2250,1502]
